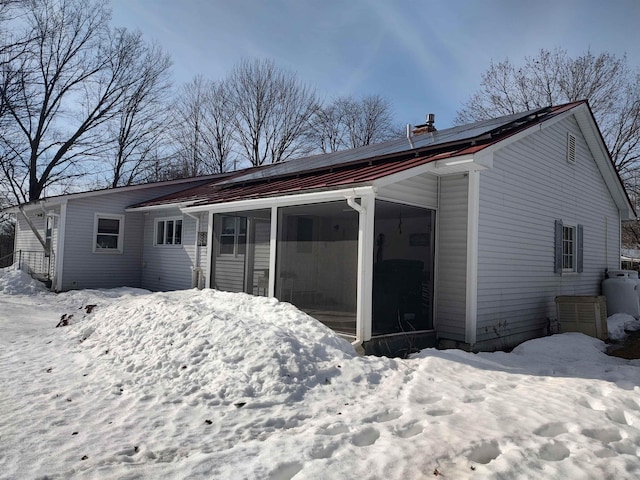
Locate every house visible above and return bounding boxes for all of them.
[9,101,635,354]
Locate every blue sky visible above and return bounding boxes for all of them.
[111,0,640,129]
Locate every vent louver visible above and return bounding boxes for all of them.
[567,133,576,163]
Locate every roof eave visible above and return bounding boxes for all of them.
[572,103,636,220]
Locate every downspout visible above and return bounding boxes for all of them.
[345,194,374,353]
[433,176,441,331]
[183,210,202,288]
[54,201,67,291]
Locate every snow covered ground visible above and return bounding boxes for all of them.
[1,267,640,479]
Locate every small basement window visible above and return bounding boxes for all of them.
[155,217,183,246]
[93,214,124,253]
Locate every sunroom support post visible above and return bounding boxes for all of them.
[348,193,375,347]
[465,170,480,347]
[268,206,278,297]
[205,210,214,289]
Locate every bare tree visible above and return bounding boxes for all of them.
[342,94,398,149]
[170,75,234,177]
[0,0,165,202]
[226,59,317,166]
[170,76,208,177]
[308,94,399,153]
[107,39,172,187]
[202,80,235,174]
[306,101,345,153]
[456,48,640,177]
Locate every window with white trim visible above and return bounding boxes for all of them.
[218,216,247,256]
[155,217,183,246]
[93,214,124,253]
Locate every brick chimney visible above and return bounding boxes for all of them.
[412,113,436,135]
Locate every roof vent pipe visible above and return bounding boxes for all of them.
[426,113,435,128]
[406,124,414,149]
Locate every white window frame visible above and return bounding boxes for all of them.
[217,215,247,257]
[562,224,576,272]
[93,213,125,254]
[154,216,183,247]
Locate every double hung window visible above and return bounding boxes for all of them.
[562,225,576,271]
[219,216,247,256]
[94,214,124,253]
[554,220,583,274]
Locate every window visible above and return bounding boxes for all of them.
[554,220,583,274]
[218,216,247,256]
[562,225,576,271]
[93,214,124,253]
[155,217,183,246]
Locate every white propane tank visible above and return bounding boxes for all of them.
[603,270,640,317]
[627,270,640,309]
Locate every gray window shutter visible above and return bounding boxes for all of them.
[554,220,563,274]
[577,224,584,273]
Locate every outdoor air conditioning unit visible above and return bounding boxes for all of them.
[555,295,608,340]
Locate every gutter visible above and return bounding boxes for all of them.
[182,210,203,288]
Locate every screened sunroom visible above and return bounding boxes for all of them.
[205,194,436,348]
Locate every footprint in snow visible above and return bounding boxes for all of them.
[268,461,303,480]
[605,408,635,426]
[309,441,339,459]
[538,441,570,462]
[467,441,501,464]
[362,409,402,423]
[426,409,454,417]
[462,395,485,404]
[392,422,423,439]
[317,423,349,436]
[350,427,380,447]
[581,427,622,443]
[533,422,568,438]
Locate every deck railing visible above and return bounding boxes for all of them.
[0,249,54,279]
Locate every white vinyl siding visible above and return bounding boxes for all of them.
[213,215,246,292]
[475,115,620,349]
[142,208,198,291]
[377,173,438,208]
[435,174,469,342]
[251,221,271,294]
[58,184,195,291]
[14,213,46,253]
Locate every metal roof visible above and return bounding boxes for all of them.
[130,102,583,210]
[217,105,557,185]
